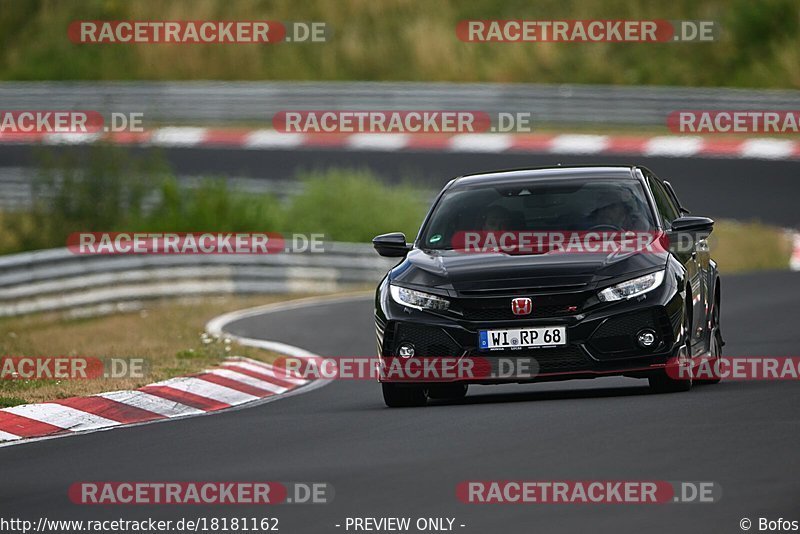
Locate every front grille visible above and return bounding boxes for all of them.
[457,276,591,295]
[589,308,672,356]
[391,323,462,358]
[458,283,587,295]
[457,294,583,321]
[461,304,579,321]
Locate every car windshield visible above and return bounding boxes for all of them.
[419,178,656,250]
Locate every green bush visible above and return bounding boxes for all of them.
[0,146,428,254]
[283,169,426,241]
[140,177,285,233]
[5,144,161,251]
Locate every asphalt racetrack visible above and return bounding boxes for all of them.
[0,270,798,533]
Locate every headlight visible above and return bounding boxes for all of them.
[390,284,450,311]
[597,270,665,302]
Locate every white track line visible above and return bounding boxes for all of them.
[550,134,609,154]
[645,136,704,157]
[347,133,410,150]
[739,139,795,159]
[43,132,104,145]
[149,127,208,147]
[448,133,513,152]
[245,129,306,149]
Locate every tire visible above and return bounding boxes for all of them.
[696,290,722,385]
[427,383,468,400]
[649,305,693,393]
[382,383,428,407]
[649,370,693,393]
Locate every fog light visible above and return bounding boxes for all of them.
[637,329,657,348]
[398,343,415,358]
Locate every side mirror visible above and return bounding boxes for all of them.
[373,232,411,257]
[670,216,714,236]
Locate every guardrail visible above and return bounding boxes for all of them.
[1,81,799,126]
[0,244,395,317]
[2,236,796,318]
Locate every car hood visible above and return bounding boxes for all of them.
[389,246,669,293]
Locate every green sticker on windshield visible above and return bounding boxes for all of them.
[429,234,442,243]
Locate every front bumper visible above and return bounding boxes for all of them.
[376,278,685,384]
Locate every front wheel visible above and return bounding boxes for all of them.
[649,309,693,393]
[382,383,428,407]
[696,290,722,385]
[648,370,692,393]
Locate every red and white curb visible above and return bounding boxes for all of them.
[0,357,308,445]
[1,128,799,160]
[791,232,800,272]
[0,295,361,447]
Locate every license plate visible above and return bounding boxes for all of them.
[479,326,567,349]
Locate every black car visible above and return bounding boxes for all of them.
[373,165,723,407]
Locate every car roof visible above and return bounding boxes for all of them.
[451,165,641,188]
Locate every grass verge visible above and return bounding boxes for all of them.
[0,293,336,407]
[1,0,798,88]
[709,220,793,274]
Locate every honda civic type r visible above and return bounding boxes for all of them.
[373,166,723,407]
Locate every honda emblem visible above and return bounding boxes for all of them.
[511,297,532,316]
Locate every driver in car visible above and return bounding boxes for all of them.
[588,189,647,230]
[483,205,513,232]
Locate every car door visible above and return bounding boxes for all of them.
[664,178,712,352]
[646,173,706,350]
[664,180,713,313]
